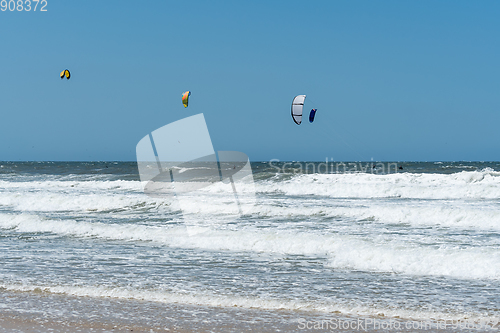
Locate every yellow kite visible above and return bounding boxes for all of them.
[182,91,191,108]
[60,69,71,80]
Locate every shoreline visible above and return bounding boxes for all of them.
[0,290,492,333]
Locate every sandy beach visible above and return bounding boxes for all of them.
[0,289,318,333]
[1,290,493,333]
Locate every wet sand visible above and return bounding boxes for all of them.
[0,290,491,332]
[0,290,326,332]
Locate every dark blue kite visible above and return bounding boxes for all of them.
[309,109,317,123]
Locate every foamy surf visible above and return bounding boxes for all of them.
[0,282,495,322]
[1,212,499,280]
[1,162,499,324]
[259,168,500,199]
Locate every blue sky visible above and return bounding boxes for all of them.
[1,1,499,162]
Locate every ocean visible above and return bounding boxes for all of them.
[0,161,499,331]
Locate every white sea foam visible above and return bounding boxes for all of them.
[326,241,500,280]
[2,190,499,231]
[3,169,500,199]
[0,179,168,213]
[0,282,495,322]
[259,169,500,199]
[1,167,500,322]
[251,200,500,230]
[0,179,142,193]
[1,213,499,280]
[1,170,500,222]
[0,192,156,213]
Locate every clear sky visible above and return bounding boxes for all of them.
[1,1,499,162]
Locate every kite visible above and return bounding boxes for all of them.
[309,109,317,123]
[182,91,191,108]
[60,69,70,80]
[291,95,306,125]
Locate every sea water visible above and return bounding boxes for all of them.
[0,161,499,326]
